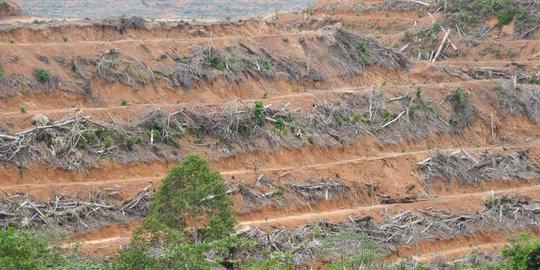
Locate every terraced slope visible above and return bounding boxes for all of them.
[0,0,539,266]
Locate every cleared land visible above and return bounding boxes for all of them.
[0,0,539,267]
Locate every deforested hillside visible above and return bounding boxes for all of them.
[0,0,539,269]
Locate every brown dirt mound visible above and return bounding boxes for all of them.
[0,0,22,18]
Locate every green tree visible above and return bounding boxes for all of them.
[144,154,236,243]
[116,154,240,270]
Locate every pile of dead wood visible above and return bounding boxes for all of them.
[418,149,539,184]
[493,82,540,123]
[0,88,478,169]
[237,194,540,265]
[229,175,350,214]
[0,186,151,232]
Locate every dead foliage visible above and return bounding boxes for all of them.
[92,16,147,33]
[0,186,151,232]
[0,111,181,169]
[332,30,409,75]
[0,87,476,169]
[237,194,540,265]
[155,30,407,90]
[448,87,479,133]
[96,48,156,89]
[0,73,33,98]
[403,249,502,270]
[493,82,540,123]
[230,175,350,214]
[418,149,539,184]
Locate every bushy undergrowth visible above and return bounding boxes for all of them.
[447,0,527,27]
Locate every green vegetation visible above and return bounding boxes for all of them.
[207,52,226,71]
[356,40,371,63]
[451,88,466,108]
[76,126,143,150]
[289,121,301,137]
[35,69,50,83]
[19,106,26,114]
[115,154,240,269]
[254,100,266,125]
[501,232,540,270]
[320,231,386,270]
[275,117,286,134]
[0,66,4,78]
[495,5,527,27]
[260,58,273,71]
[0,228,110,269]
[447,0,528,27]
[145,119,164,142]
[244,251,293,270]
[144,154,236,242]
[120,98,129,106]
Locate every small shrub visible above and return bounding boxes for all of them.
[109,48,120,58]
[334,114,347,125]
[19,106,26,114]
[35,69,50,83]
[451,88,466,108]
[145,129,161,140]
[77,131,96,149]
[0,67,4,78]
[147,119,163,132]
[96,127,110,141]
[456,10,478,26]
[497,6,517,26]
[254,101,266,125]
[382,108,394,121]
[120,98,129,106]
[275,117,286,134]
[289,121,301,137]
[102,136,114,148]
[355,40,371,63]
[351,112,362,123]
[126,135,142,149]
[208,53,225,71]
[260,58,273,71]
[409,103,421,112]
[244,251,294,270]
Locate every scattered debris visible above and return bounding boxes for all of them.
[419,149,539,184]
[0,186,151,232]
[238,194,540,265]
